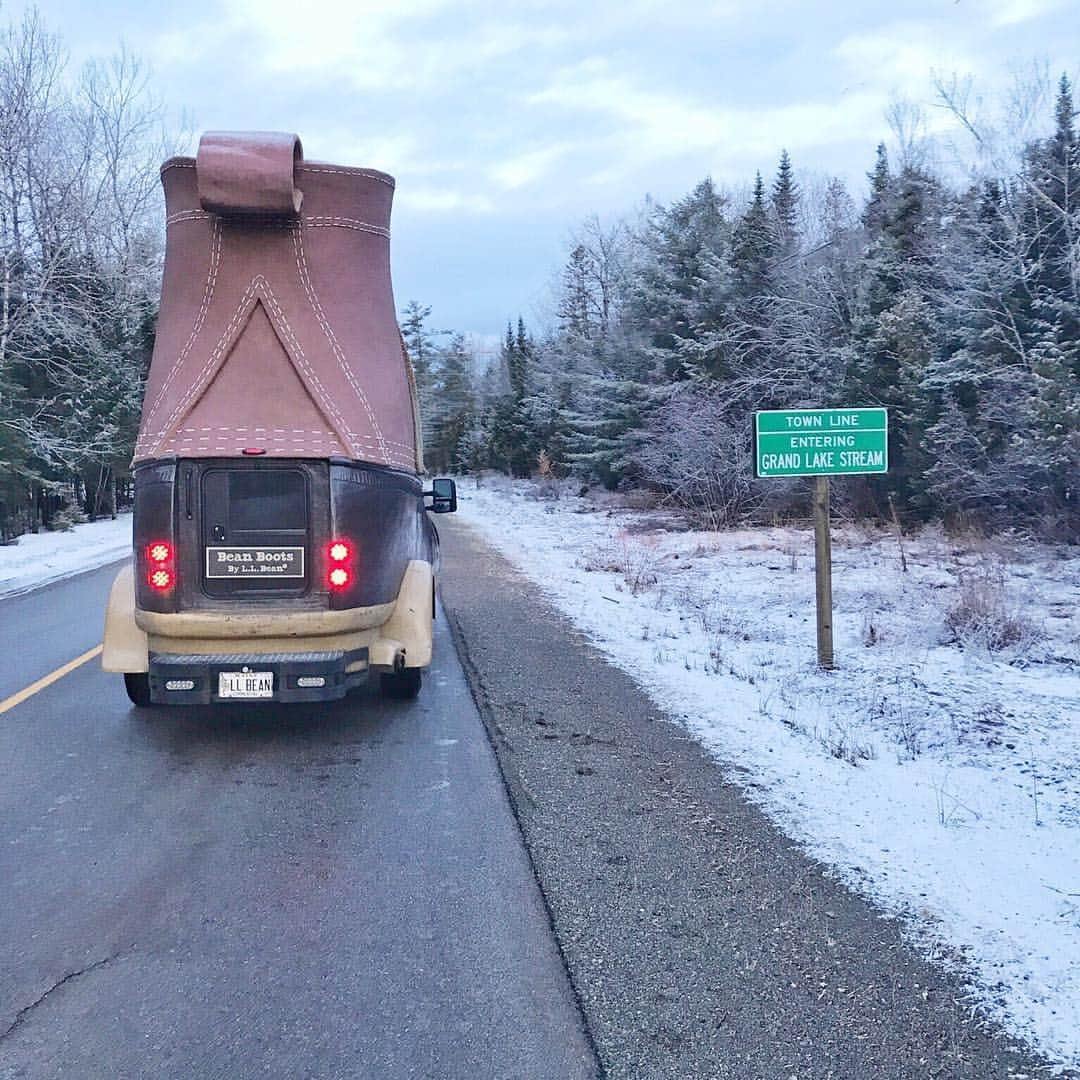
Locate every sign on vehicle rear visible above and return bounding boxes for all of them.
[206,546,305,578]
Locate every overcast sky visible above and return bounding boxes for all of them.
[24,0,1080,341]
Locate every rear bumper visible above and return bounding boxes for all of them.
[147,648,368,705]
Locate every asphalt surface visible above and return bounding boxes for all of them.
[0,530,1069,1080]
[0,563,596,1079]
[438,516,1068,1080]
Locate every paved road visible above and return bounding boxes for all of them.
[1,531,1069,1080]
[0,563,596,1079]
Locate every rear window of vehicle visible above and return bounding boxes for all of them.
[227,470,306,532]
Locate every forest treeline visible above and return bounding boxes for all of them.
[0,12,163,539]
[0,6,1075,542]
[412,74,1079,540]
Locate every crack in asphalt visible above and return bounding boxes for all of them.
[1,955,120,1044]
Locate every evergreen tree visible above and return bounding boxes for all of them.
[400,300,447,454]
[863,142,891,234]
[425,334,476,473]
[771,149,799,257]
[424,78,1078,536]
[511,316,532,402]
[632,177,732,380]
[556,246,598,338]
[731,172,774,299]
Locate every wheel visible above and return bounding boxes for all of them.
[380,668,422,700]
[124,673,151,708]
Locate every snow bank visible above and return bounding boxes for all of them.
[457,478,1080,1072]
[0,514,132,598]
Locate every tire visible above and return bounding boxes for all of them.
[380,668,422,700]
[124,673,152,708]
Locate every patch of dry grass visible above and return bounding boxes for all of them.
[943,566,1042,654]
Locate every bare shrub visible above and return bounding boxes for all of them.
[580,534,661,596]
[675,581,746,640]
[534,450,560,500]
[632,384,762,530]
[943,566,1042,654]
[821,721,877,766]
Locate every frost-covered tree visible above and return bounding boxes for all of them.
[451,75,1078,538]
[771,149,799,258]
[0,11,167,535]
[424,333,477,473]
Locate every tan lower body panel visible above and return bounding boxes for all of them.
[103,560,434,673]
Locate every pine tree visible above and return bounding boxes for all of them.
[425,334,476,473]
[400,300,447,452]
[771,149,799,257]
[863,142,891,234]
[512,316,532,402]
[731,172,774,299]
[400,302,432,379]
[556,245,597,338]
[481,318,536,476]
[632,177,732,380]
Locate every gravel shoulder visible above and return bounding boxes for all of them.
[439,516,1067,1080]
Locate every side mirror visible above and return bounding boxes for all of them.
[425,477,457,514]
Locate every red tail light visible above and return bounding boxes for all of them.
[327,539,353,590]
[145,540,174,592]
[147,542,172,563]
[149,567,173,591]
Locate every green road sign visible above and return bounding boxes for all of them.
[755,408,888,477]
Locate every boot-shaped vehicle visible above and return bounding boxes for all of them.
[102,131,456,706]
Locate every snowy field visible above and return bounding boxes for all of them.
[456,477,1080,1072]
[0,514,132,598]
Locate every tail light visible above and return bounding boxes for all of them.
[147,542,172,564]
[327,539,353,591]
[149,567,173,591]
[146,539,175,592]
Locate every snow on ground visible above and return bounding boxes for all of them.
[456,476,1080,1072]
[0,514,132,598]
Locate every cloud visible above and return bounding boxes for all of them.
[527,58,889,177]
[834,24,979,97]
[489,143,576,190]
[400,187,496,214]
[305,131,469,178]
[162,0,570,93]
[986,0,1064,27]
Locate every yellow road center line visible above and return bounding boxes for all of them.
[0,644,103,715]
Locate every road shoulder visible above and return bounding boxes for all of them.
[439,516,1064,1080]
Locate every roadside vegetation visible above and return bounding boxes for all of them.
[456,476,1080,1068]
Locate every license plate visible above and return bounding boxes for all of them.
[218,671,273,698]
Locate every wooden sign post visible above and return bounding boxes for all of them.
[754,408,889,670]
[812,475,834,669]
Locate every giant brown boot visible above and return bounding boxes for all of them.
[134,130,422,473]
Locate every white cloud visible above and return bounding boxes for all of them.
[528,58,890,176]
[162,0,569,92]
[987,0,1064,27]
[834,23,979,97]
[303,131,468,179]
[489,143,575,190]
[400,187,495,214]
